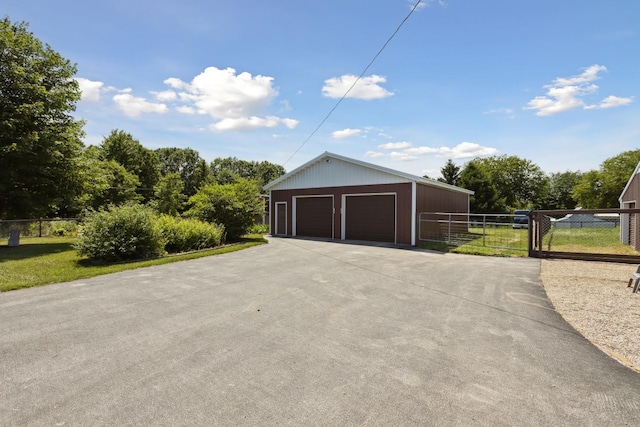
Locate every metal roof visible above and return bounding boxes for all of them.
[264,152,473,195]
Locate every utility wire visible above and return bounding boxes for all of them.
[282,0,423,167]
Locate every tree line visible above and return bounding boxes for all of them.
[435,149,640,213]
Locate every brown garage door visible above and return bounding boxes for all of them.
[296,196,333,238]
[345,194,395,243]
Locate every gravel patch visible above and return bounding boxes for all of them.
[541,259,640,372]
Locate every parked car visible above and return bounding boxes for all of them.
[512,210,530,229]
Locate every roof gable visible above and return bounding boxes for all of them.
[619,161,640,203]
[264,152,472,195]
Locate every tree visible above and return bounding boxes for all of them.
[542,171,583,210]
[573,149,640,208]
[153,172,186,216]
[0,18,84,219]
[473,155,548,209]
[209,157,285,189]
[100,130,160,202]
[571,170,603,209]
[458,161,506,213]
[74,146,141,211]
[185,178,263,240]
[155,147,208,197]
[438,159,460,185]
[254,160,286,188]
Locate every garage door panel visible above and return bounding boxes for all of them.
[345,195,395,243]
[296,197,333,238]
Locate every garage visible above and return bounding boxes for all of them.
[295,196,333,238]
[344,194,395,243]
[265,152,472,246]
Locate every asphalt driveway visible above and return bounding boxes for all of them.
[1,237,639,426]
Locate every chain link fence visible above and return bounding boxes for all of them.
[529,208,640,262]
[0,218,80,240]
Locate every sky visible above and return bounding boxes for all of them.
[5,0,639,178]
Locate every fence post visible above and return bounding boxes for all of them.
[537,212,543,258]
[39,218,43,237]
[482,215,486,247]
[448,213,451,244]
[528,212,534,257]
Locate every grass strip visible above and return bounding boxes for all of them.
[0,235,267,292]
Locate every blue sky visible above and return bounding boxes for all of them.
[6,0,639,177]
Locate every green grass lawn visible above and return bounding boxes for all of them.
[421,225,639,257]
[0,235,267,292]
[542,226,637,255]
[420,226,529,257]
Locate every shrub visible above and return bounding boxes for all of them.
[247,223,269,234]
[75,204,164,262]
[185,178,263,240]
[51,220,79,236]
[157,215,224,253]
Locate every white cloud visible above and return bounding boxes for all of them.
[364,151,385,158]
[585,95,634,110]
[113,94,168,118]
[176,105,198,114]
[210,116,299,132]
[322,74,394,100]
[166,66,297,131]
[525,65,632,116]
[552,64,606,86]
[378,141,412,149]
[152,90,177,102]
[404,142,497,159]
[369,141,496,162]
[412,0,446,10]
[281,118,300,129]
[76,77,104,102]
[484,108,515,119]
[164,77,184,89]
[332,128,362,139]
[390,151,417,161]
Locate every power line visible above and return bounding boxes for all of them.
[282,0,423,167]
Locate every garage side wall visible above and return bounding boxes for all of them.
[415,183,470,241]
[620,174,640,249]
[416,183,469,213]
[621,174,640,204]
[271,183,413,244]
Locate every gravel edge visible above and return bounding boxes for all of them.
[540,259,640,373]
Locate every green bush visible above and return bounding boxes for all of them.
[185,178,263,240]
[247,223,269,234]
[157,215,224,253]
[75,204,164,262]
[51,220,79,236]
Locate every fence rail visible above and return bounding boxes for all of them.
[418,212,528,254]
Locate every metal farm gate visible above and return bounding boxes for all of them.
[528,208,640,263]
